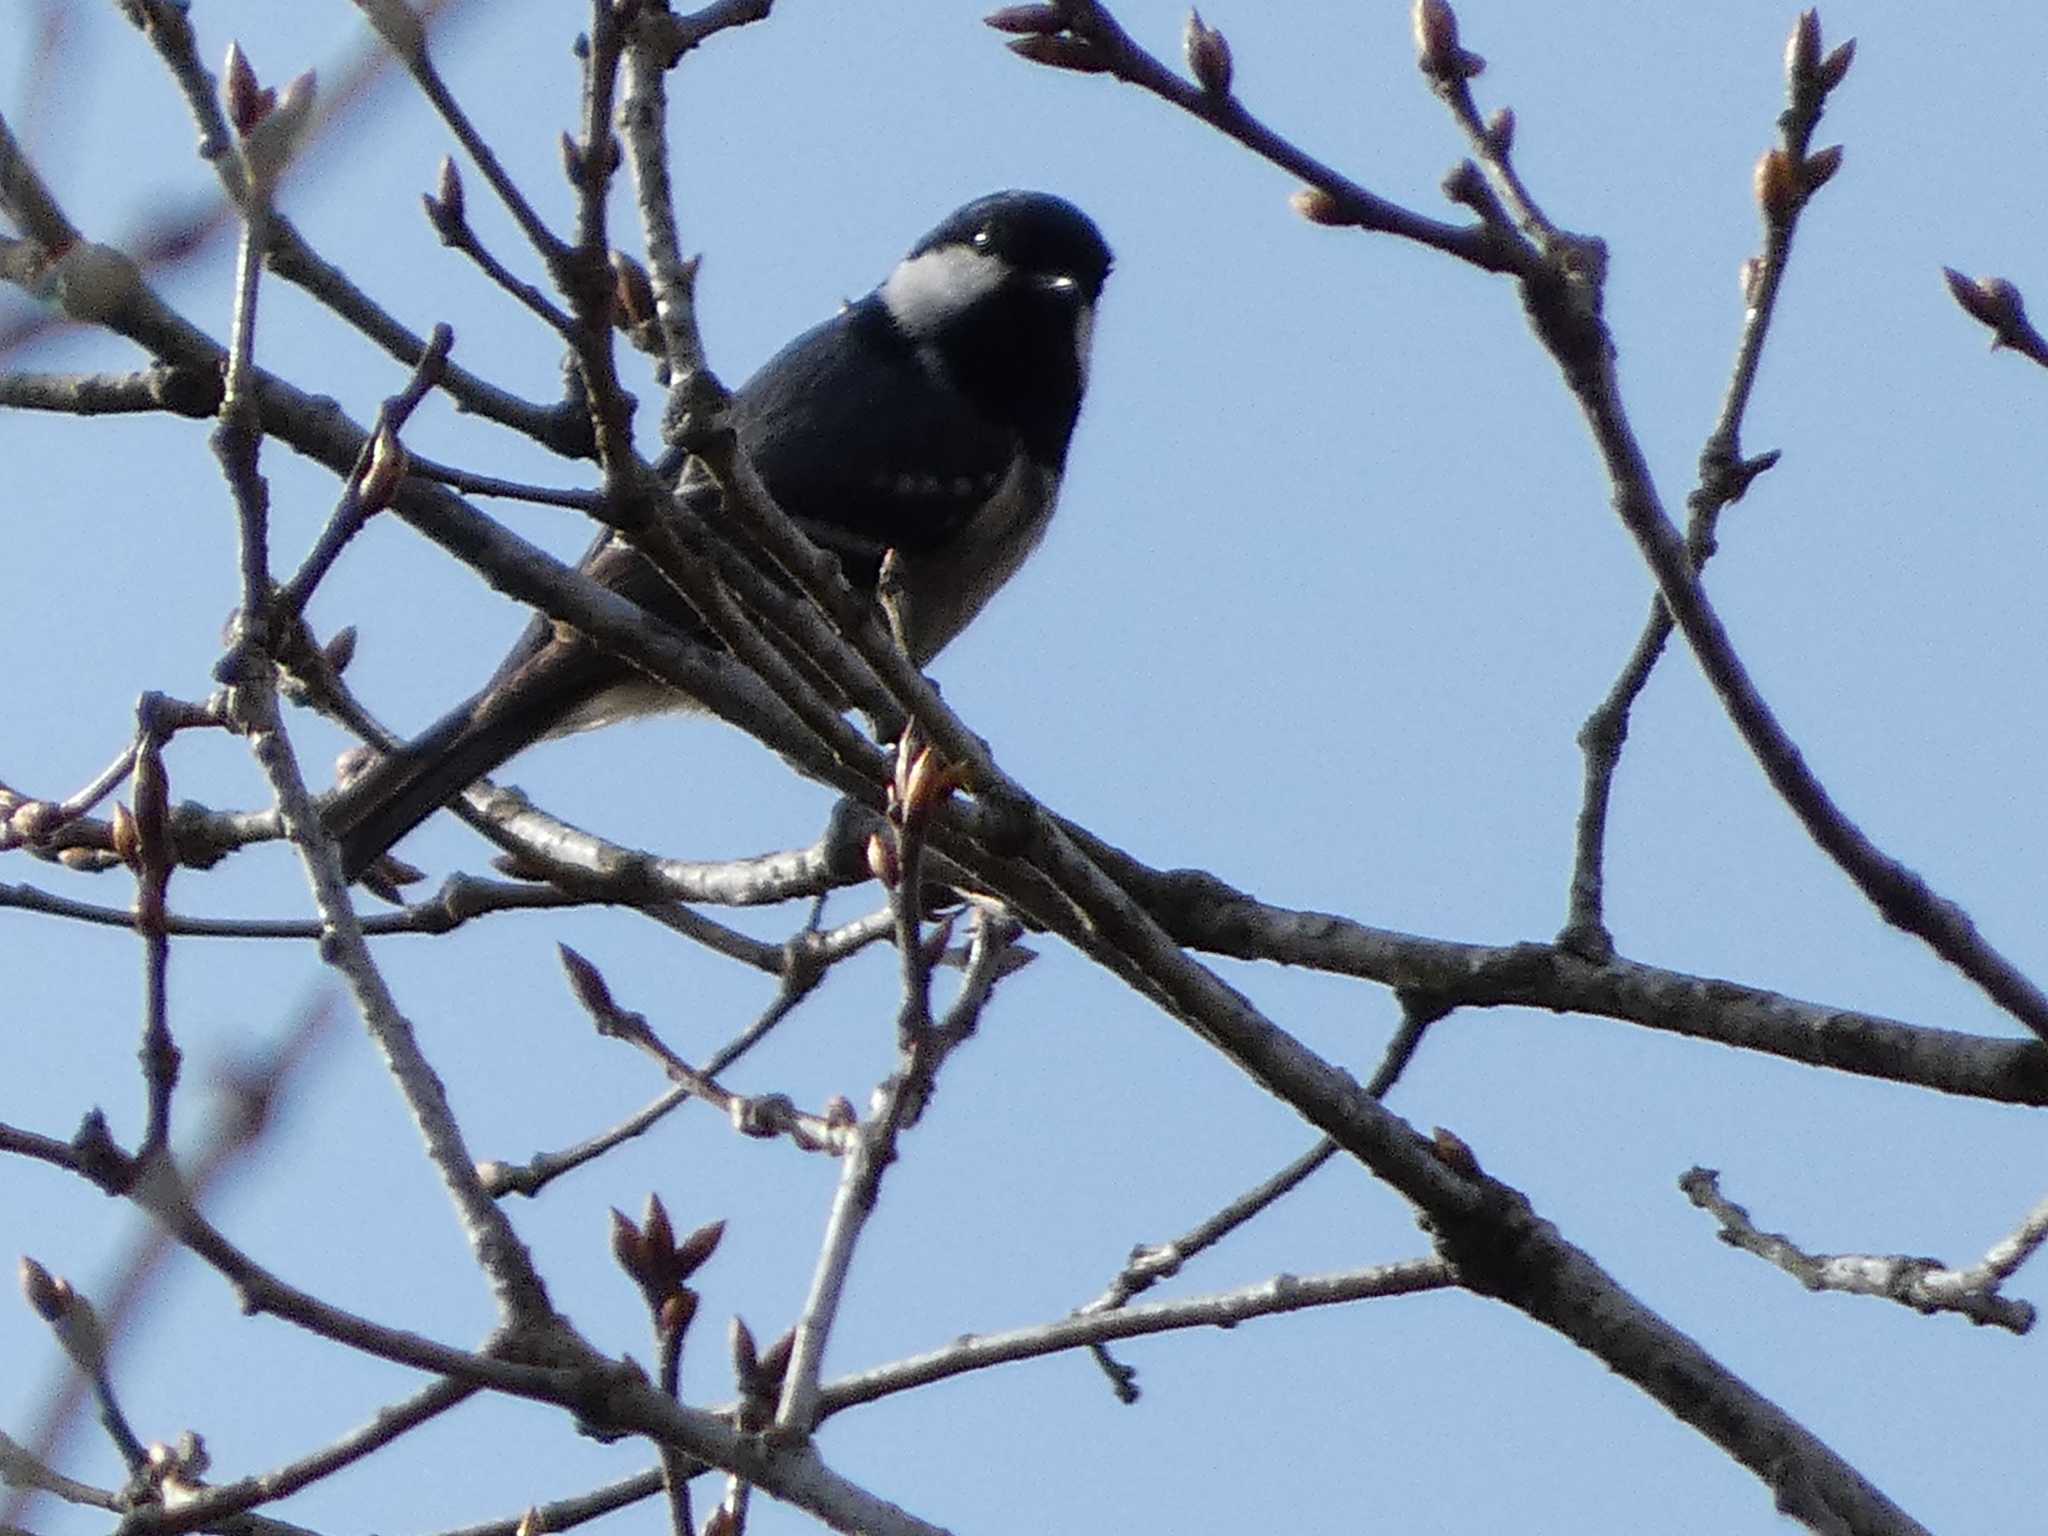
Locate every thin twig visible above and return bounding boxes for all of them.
[1681,1168,2035,1334]
[274,322,453,618]
[1562,15,1842,957]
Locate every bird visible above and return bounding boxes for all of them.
[324,189,1113,881]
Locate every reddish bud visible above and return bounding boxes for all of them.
[1753,147,1800,223]
[428,156,466,234]
[610,1207,647,1279]
[222,42,274,137]
[1817,38,1855,92]
[323,624,358,676]
[758,1327,796,1389]
[866,830,899,888]
[1430,1126,1481,1176]
[675,1218,726,1279]
[1801,144,1844,196]
[610,250,655,330]
[110,803,141,868]
[983,4,1066,35]
[356,0,429,61]
[1183,10,1233,96]
[1784,9,1820,84]
[19,1256,66,1322]
[1485,106,1515,154]
[1289,186,1350,227]
[1006,33,1111,73]
[241,70,316,187]
[1412,0,1482,80]
[558,943,616,1018]
[359,423,409,514]
[658,1289,699,1338]
[639,1192,672,1252]
[729,1315,759,1380]
[1942,269,2036,355]
[1412,0,1458,62]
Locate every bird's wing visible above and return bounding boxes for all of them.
[733,297,1022,580]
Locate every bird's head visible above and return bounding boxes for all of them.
[880,190,1113,463]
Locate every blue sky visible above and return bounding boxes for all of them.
[6,3,2048,1533]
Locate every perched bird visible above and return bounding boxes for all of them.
[325,190,1112,880]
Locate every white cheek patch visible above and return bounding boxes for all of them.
[882,245,1005,337]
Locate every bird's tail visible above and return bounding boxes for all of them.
[323,648,615,882]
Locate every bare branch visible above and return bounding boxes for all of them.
[1682,1168,2036,1334]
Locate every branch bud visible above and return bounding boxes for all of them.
[866,830,900,888]
[423,156,466,240]
[352,0,428,62]
[1800,144,1844,196]
[359,422,409,514]
[222,42,274,137]
[241,70,317,188]
[1817,38,1855,93]
[984,5,1066,35]
[1289,186,1350,227]
[1941,268,2039,355]
[1752,146,1800,223]
[558,942,617,1020]
[1006,34,1111,73]
[610,250,656,330]
[111,802,141,868]
[657,1289,698,1338]
[1183,10,1234,96]
[1412,0,1483,81]
[675,1218,727,1279]
[641,1193,675,1268]
[610,1207,648,1282]
[728,1315,759,1382]
[19,1256,66,1322]
[322,624,358,676]
[1784,9,1820,84]
[1485,106,1515,155]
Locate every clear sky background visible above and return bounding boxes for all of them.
[5,2,2047,1533]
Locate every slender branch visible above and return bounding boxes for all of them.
[33,1106,931,1536]
[1681,1168,2035,1334]
[1076,993,1440,1397]
[421,159,576,336]
[274,322,452,619]
[482,912,887,1198]
[115,0,587,453]
[357,4,569,267]
[1090,847,2048,1106]
[558,945,855,1157]
[777,891,1016,1436]
[1562,14,1843,957]
[1001,0,1525,273]
[823,1259,1455,1417]
[106,1379,478,1535]
[0,365,220,416]
[202,83,565,1336]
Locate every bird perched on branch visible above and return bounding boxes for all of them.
[324,189,1113,880]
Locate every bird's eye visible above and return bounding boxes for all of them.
[971,227,993,250]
